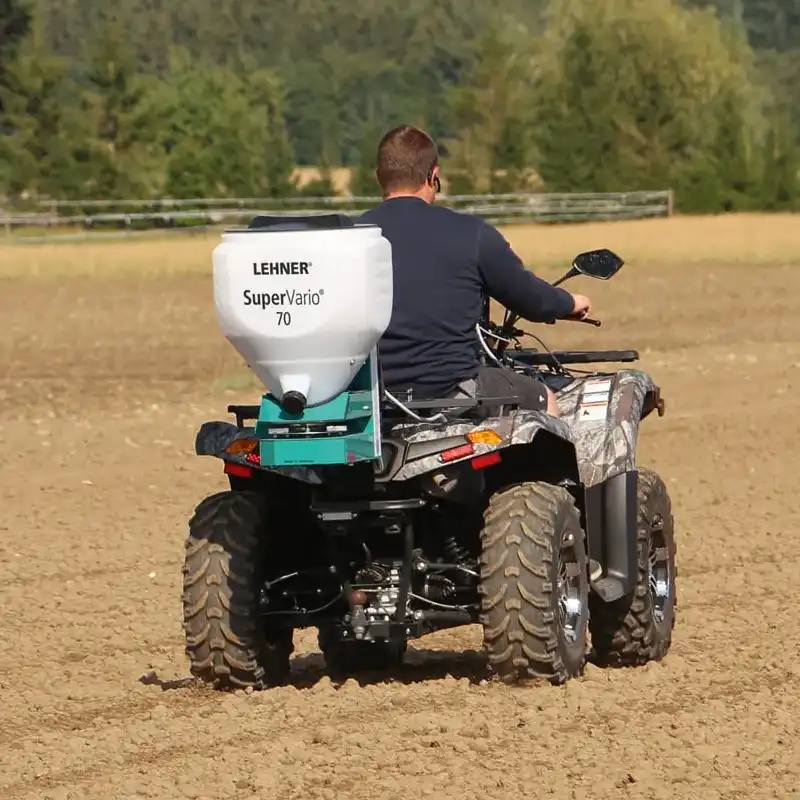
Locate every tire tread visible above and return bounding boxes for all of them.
[181,490,291,690]
[589,468,677,667]
[479,481,587,684]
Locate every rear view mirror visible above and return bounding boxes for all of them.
[572,249,625,280]
[551,248,625,287]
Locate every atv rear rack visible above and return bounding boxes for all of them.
[227,395,522,428]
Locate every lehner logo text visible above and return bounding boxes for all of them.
[253,262,310,275]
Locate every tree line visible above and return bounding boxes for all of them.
[0,0,798,212]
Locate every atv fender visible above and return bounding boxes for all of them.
[194,420,324,485]
[195,420,247,458]
[584,469,638,602]
[390,409,577,482]
[392,412,644,599]
[555,368,659,488]
[555,368,663,602]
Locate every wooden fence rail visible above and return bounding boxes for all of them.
[1,190,674,242]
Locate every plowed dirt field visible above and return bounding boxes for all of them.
[2,216,800,799]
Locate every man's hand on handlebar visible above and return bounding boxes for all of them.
[543,293,600,326]
[567,293,592,320]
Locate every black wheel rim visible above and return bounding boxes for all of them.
[557,529,585,644]
[648,513,672,624]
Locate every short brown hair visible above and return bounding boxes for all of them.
[375,125,439,194]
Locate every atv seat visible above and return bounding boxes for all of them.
[380,394,523,424]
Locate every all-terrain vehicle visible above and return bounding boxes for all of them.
[182,213,677,689]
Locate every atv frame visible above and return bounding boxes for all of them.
[184,248,677,689]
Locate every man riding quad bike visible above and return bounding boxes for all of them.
[359,124,592,417]
[182,126,677,689]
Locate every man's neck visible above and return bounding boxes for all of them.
[383,190,428,202]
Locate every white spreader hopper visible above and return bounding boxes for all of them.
[212,216,393,412]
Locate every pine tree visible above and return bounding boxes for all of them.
[533,0,765,211]
[761,110,800,209]
[155,49,296,198]
[241,65,296,197]
[708,91,762,211]
[444,22,537,194]
[0,36,93,199]
[0,0,31,116]
[83,22,167,197]
[350,104,382,198]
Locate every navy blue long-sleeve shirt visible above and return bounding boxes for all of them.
[359,197,574,398]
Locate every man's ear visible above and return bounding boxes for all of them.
[431,165,441,194]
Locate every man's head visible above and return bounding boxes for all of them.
[375,125,440,202]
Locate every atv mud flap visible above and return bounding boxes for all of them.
[584,469,638,602]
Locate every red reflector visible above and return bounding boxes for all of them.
[438,443,475,463]
[244,451,260,465]
[224,462,253,478]
[470,452,502,470]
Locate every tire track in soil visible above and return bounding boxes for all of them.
[0,642,488,748]
[2,680,434,795]
[0,650,479,752]
[4,559,181,588]
[0,681,204,748]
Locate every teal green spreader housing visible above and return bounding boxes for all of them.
[254,349,383,467]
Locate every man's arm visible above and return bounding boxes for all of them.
[476,221,576,322]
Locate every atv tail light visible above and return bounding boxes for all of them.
[224,462,253,479]
[470,452,501,470]
[438,443,475,463]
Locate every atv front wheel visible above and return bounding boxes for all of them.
[182,490,293,689]
[479,481,589,684]
[589,468,677,666]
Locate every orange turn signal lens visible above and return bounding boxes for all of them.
[466,429,503,446]
[224,438,259,455]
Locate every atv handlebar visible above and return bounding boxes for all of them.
[484,311,604,362]
[546,315,602,327]
[483,247,625,360]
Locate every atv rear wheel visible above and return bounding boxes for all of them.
[318,627,406,677]
[589,468,677,666]
[182,490,293,690]
[479,481,589,684]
